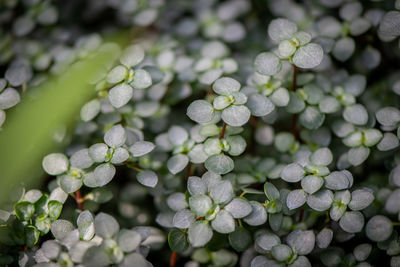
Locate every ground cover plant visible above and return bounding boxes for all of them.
[1,0,400,266]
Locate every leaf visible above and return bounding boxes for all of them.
[50,219,74,240]
[247,93,275,117]
[210,180,234,204]
[353,243,372,262]
[225,135,247,156]
[205,154,234,175]
[211,210,235,234]
[299,106,325,129]
[117,229,142,253]
[378,11,400,41]
[286,189,307,210]
[275,132,295,152]
[87,188,113,204]
[319,97,340,113]
[279,40,297,58]
[189,194,212,216]
[348,189,374,211]
[229,227,252,252]
[254,52,282,76]
[167,154,189,174]
[255,231,281,252]
[203,138,222,156]
[167,193,188,211]
[188,144,208,164]
[301,176,323,194]
[41,240,61,260]
[82,246,111,267]
[187,176,207,195]
[212,77,241,96]
[14,201,35,221]
[25,226,40,248]
[333,37,355,61]
[188,222,213,247]
[376,107,400,127]
[268,18,298,42]
[120,45,145,67]
[130,69,152,89]
[310,148,332,166]
[93,163,116,187]
[49,187,68,204]
[0,88,20,110]
[378,133,399,151]
[224,198,252,219]
[316,228,333,249]
[47,200,63,221]
[286,230,315,255]
[110,147,129,164]
[264,182,280,200]
[324,171,350,190]
[307,190,333,211]
[60,175,83,194]
[88,143,108,163]
[77,210,95,241]
[42,153,69,176]
[348,147,370,166]
[108,83,134,109]
[270,87,290,107]
[168,229,189,253]
[243,201,267,226]
[94,213,119,238]
[173,209,195,229]
[137,170,158,188]
[339,211,364,233]
[187,100,214,124]
[104,124,126,147]
[293,43,324,69]
[106,65,127,84]
[343,104,368,125]
[221,105,251,127]
[120,253,151,267]
[365,215,393,242]
[70,149,93,169]
[281,163,305,183]
[271,244,292,262]
[168,126,188,146]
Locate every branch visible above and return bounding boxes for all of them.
[75,189,83,211]
[219,122,227,139]
[170,251,177,267]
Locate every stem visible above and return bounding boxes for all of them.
[22,83,27,93]
[184,162,193,181]
[297,207,304,222]
[75,189,83,211]
[291,65,299,140]
[126,162,143,172]
[392,222,400,226]
[219,122,227,139]
[170,251,178,267]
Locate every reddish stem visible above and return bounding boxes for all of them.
[75,189,83,211]
[219,122,227,139]
[170,251,178,267]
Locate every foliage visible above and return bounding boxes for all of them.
[1,0,400,266]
